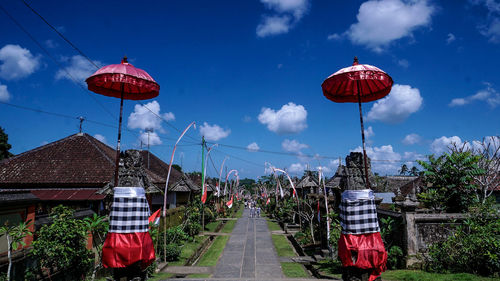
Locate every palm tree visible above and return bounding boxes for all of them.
[399,164,409,176]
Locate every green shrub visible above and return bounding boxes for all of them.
[31,205,94,280]
[294,230,312,246]
[165,225,188,245]
[164,243,181,261]
[426,200,500,277]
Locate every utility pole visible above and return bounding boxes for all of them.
[201,136,205,234]
[145,128,154,169]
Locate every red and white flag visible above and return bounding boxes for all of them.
[226,195,234,208]
[201,184,208,204]
[149,209,161,226]
[266,197,270,205]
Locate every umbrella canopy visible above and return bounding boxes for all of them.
[86,57,159,100]
[85,57,159,187]
[321,57,393,190]
[322,57,393,103]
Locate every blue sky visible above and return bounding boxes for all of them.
[0,0,499,179]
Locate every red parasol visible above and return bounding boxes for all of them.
[86,57,160,186]
[322,57,393,188]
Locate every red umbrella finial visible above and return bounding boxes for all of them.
[353,56,359,65]
[121,56,128,64]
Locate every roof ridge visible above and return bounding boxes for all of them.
[83,133,115,166]
[1,133,82,164]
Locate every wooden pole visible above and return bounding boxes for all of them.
[357,81,371,190]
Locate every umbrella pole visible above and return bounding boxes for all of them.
[356,84,371,190]
[114,89,125,186]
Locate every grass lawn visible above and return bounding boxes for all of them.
[148,272,174,280]
[221,220,236,233]
[382,270,499,281]
[280,262,309,278]
[266,219,282,231]
[196,236,230,266]
[271,234,295,257]
[313,258,342,279]
[204,221,221,232]
[169,236,207,266]
[235,204,244,218]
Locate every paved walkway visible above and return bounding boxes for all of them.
[213,209,283,279]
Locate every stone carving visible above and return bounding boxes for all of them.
[333,152,377,191]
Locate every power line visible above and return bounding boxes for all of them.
[0,100,202,146]
[16,1,200,145]
[21,0,100,69]
[0,2,117,121]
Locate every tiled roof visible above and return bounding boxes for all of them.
[0,133,115,187]
[139,150,183,187]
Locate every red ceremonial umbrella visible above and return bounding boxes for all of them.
[86,57,160,186]
[322,57,393,188]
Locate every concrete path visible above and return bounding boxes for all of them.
[213,209,283,279]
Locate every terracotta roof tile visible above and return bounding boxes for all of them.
[0,133,115,187]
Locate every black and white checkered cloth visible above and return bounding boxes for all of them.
[339,190,380,235]
[109,187,150,233]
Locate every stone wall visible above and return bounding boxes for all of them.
[377,208,467,268]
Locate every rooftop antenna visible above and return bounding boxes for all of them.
[78,116,85,133]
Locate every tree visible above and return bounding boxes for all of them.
[0,126,13,161]
[417,151,484,213]
[172,164,182,172]
[409,166,419,176]
[0,220,32,281]
[399,164,409,176]
[450,137,500,204]
[31,205,94,280]
[83,214,109,281]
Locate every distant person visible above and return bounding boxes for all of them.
[256,206,261,217]
[250,206,255,218]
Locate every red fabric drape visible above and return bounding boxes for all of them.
[338,232,387,281]
[102,232,155,269]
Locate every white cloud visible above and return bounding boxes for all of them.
[449,84,500,108]
[403,151,425,162]
[351,144,402,174]
[397,59,410,68]
[366,84,423,123]
[402,133,422,145]
[0,83,10,102]
[139,131,162,146]
[0,44,40,80]
[93,134,108,145]
[327,33,342,40]
[288,162,306,174]
[482,18,500,42]
[243,115,252,123]
[247,142,260,152]
[345,0,435,52]
[256,15,292,37]
[282,139,308,153]
[471,1,500,42]
[260,0,308,18]
[55,55,101,83]
[446,33,456,44]
[127,101,173,132]
[44,39,58,49]
[256,0,309,37]
[430,136,466,154]
[199,122,231,141]
[364,126,375,138]
[258,102,307,134]
[163,112,175,121]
